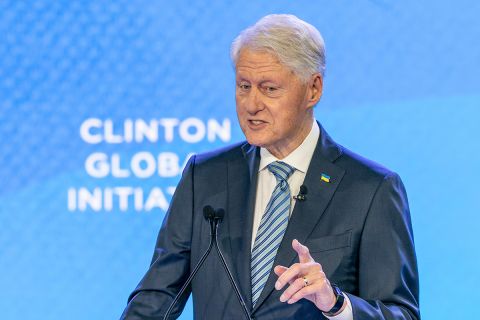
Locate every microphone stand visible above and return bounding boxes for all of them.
[211,209,253,320]
[162,206,216,320]
[163,206,253,320]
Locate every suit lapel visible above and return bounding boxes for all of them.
[252,123,346,312]
[224,143,259,311]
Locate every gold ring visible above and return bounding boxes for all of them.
[303,276,309,287]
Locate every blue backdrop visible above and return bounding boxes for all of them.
[0,1,479,319]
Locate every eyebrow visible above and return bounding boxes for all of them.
[236,76,280,85]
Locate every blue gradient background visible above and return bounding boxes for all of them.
[0,1,479,319]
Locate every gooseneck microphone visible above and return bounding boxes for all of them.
[162,206,218,320]
[163,206,252,320]
[210,208,253,320]
[293,185,308,201]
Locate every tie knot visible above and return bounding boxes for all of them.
[268,161,295,183]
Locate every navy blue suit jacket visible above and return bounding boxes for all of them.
[120,123,420,319]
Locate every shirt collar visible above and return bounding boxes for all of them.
[259,119,320,173]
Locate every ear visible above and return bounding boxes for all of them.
[306,73,323,107]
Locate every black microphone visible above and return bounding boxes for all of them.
[211,208,253,320]
[163,206,252,320]
[293,185,308,201]
[162,206,217,320]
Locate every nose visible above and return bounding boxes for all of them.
[245,87,264,114]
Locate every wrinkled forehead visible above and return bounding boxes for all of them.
[235,49,296,80]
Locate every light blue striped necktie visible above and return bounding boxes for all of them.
[251,161,295,307]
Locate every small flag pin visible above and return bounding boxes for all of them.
[320,173,331,183]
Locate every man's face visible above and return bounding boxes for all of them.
[235,49,321,158]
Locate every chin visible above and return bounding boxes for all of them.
[245,135,270,148]
[241,126,273,148]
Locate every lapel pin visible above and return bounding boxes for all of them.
[320,173,331,183]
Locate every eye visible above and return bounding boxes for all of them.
[261,84,280,95]
[265,86,277,92]
[237,82,251,91]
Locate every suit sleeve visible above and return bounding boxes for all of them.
[120,155,196,320]
[347,172,420,320]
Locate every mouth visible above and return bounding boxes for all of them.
[246,119,268,130]
[249,120,266,125]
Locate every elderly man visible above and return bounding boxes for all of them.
[120,14,420,319]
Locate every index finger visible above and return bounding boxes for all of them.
[292,239,314,264]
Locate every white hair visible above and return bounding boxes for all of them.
[231,14,326,82]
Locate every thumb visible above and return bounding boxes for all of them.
[292,239,313,263]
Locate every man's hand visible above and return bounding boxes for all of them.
[274,239,342,313]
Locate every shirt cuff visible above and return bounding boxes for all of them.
[323,293,353,320]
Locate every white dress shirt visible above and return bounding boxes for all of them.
[251,119,353,320]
